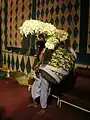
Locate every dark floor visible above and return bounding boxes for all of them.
[0,78,90,120]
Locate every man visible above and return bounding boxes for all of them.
[28,39,77,115]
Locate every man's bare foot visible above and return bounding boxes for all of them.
[37,108,46,115]
[27,100,38,108]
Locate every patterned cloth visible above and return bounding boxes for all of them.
[39,46,76,83]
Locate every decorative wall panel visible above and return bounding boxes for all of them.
[7,0,32,48]
[1,0,32,73]
[2,51,31,73]
[1,0,6,51]
[36,0,80,53]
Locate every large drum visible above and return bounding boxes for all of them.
[39,46,76,84]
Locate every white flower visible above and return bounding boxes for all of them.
[19,19,69,50]
[56,29,68,42]
[45,42,55,50]
[19,19,57,37]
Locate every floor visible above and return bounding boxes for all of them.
[0,78,90,120]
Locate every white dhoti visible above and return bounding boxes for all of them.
[31,47,76,109]
[31,75,51,109]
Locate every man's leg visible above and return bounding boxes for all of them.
[27,77,41,107]
[38,76,50,114]
[40,76,50,109]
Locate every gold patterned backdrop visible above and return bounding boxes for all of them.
[0,0,33,73]
[1,0,6,51]
[36,0,80,53]
[7,0,32,48]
